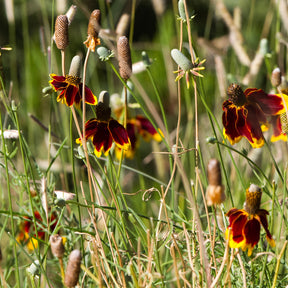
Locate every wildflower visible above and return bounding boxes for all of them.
[17,211,57,251]
[171,48,205,88]
[83,9,101,52]
[205,158,225,206]
[226,184,275,256]
[64,250,81,287]
[115,115,163,159]
[49,55,97,107]
[269,115,287,142]
[222,83,288,148]
[76,91,130,157]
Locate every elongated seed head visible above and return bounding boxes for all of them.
[117,36,132,81]
[64,249,82,287]
[178,0,186,21]
[87,9,101,38]
[244,184,262,215]
[50,234,65,258]
[68,55,81,77]
[171,49,193,71]
[207,159,221,186]
[55,15,69,50]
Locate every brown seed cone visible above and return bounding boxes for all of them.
[64,249,82,287]
[55,15,69,50]
[227,83,246,106]
[117,36,132,81]
[87,9,101,38]
[207,159,221,186]
[50,234,65,258]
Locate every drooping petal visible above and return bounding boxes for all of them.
[257,209,275,247]
[243,217,260,256]
[64,84,78,106]
[85,119,100,140]
[78,83,97,106]
[50,79,68,91]
[222,101,243,144]
[229,213,248,247]
[92,122,113,156]
[245,88,284,115]
[270,115,287,142]
[136,116,162,142]
[108,119,130,150]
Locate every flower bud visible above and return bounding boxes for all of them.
[64,249,82,287]
[178,0,186,21]
[117,36,132,81]
[68,55,81,78]
[244,184,262,215]
[50,234,65,258]
[271,67,282,87]
[54,15,69,50]
[171,49,193,72]
[205,159,225,206]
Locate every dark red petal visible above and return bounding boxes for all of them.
[65,85,78,106]
[50,79,68,91]
[92,122,113,153]
[231,213,247,244]
[136,116,157,135]
[222,102,242,141]
[234,107,254,143]
[108,119,130,147]
[227,209,243,226]
[84,118,99,139]
[244,105,265,141]
[50,74,66,82]
[78,84,97,105]
[257,209,273,240]
[243,218,260,247]
[127,122,137,150]
[245,88,283,115]
[270,115,283,137]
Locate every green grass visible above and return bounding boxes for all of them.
[0,0,288,287]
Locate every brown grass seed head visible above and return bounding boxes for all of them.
[117,36,132,81]
[55,15,69,50]
[88,9,101,38]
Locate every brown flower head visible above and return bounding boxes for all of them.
[117,36,132,81]
[64,249,82,287]
[54,15,69,50]
[84,9,101,52]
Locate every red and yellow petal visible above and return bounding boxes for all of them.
[92,122,113,157]
[257,210,275,247]
[270,115,287,142]
[64,84,79,107]
[229,212,248,247]
[81,84,97,105]
[136,116,163,142]
[245,88,285,115]
[108,119,130,150]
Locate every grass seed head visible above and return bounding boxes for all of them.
[68,55,81,78]
[117,36,132,81]
[271,67,282,87]
[64,249,82,287]
[55,15,69,50]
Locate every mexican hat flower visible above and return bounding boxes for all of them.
[17,211,57,251]
[49,55,97,107]
[225,184,275,256]
[269,115,287,142]
[77,91,130,157]
[115,115,163,159]
[222,83,288,148]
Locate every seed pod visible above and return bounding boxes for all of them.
[64,249,82,288]
[244,184,262,215]
[50,234,65,258]
[271,67,282,87]
[207,159,221,186]
[68,55,81,78]
[117,36,132,81]
[178,0,186,21]
[54,15,69,50]
[87,9,101,38]
[171,49,193,72]
[205,159,225,206]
